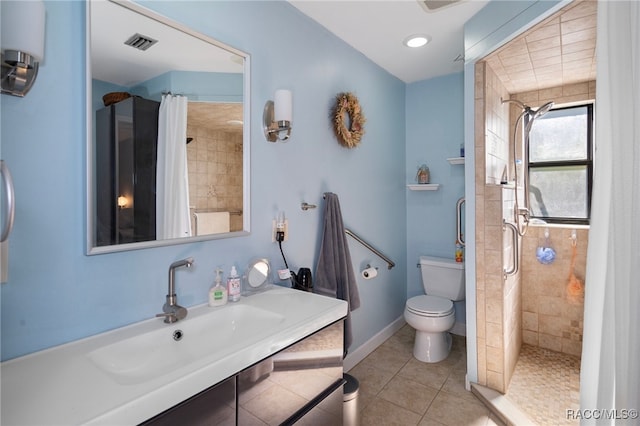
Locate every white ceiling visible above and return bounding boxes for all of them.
[289,0,489,83]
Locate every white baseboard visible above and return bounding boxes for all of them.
[344,316,406,372]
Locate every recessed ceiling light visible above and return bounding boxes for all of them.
[403,35,431,48]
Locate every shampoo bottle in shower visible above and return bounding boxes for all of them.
[227,265,241,302]
[209,268,227,307]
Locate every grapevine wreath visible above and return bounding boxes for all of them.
[332,92,365,148]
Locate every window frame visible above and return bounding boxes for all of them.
[527,102,594,225]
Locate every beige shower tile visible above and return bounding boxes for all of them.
[477,291,486,339]
[477,338,487,385]
[539,314,569,338]
[522,330,538,346]
[539,333,562,352]
[486,370,505,393]
[486,322,503,349]
[562,338,583,357]
[522,311,538,332]
[484,249,502,276]
[486,345,504,374]
[485,274,503,297]
[538,296,563,316]
[485,296,503,325]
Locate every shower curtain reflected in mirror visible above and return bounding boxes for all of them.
[156,94,192,240]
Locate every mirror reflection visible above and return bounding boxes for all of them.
[88,0,249,253]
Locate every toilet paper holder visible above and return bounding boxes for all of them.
[361,264,378,279]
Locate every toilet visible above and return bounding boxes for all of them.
[404,256,465,363]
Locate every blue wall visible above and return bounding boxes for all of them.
[0,1,409,361]
[405,73,465,322]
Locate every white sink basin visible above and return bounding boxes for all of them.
[88,304,284,385]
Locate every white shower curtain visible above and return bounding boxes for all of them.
[580,2,639,424]
[156,94,192,240]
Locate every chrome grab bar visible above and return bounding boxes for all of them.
[1,160,16,242]
[345,228,395,270]
[456,197,465,247]
[503,220,519,277]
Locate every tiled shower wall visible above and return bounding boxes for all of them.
[521,227,587,357]
[474,61,521,393]
[186,125,243,232]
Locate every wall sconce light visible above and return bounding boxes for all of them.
[1,1,46,97]
[117,196,129,209]
[263,89,292,142]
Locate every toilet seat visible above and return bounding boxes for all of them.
[406,295,454,317]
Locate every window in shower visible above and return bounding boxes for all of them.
[528,103,594,224]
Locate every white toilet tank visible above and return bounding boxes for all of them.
[419,256,465,301]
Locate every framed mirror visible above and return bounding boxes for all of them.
[86,0,250,255]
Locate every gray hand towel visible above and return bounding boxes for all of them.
[314,192,361,352]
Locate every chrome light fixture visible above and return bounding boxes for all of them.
[263,89,292,142]
[1,1,46,97]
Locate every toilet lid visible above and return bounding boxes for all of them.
[407,295,453,315]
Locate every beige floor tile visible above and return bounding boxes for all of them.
[422,392,493,426]
[441,371,478,404]
[349,362,396,395]
[362,344,413,375]
[378,375,439,415]
[398,358,452,390]
[360,396,423,426]
[381,327,415,355]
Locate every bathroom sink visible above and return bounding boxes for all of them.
[2,287,347,426]
[88,304,285,385]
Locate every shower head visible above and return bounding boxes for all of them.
[532,101,554,119]
[524,101,555,134]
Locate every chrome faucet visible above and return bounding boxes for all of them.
[156,257,194,323]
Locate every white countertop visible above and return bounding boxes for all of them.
[1,287,348,425]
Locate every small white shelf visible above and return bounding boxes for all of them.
[407,184,440,191]
[447,157,465,165]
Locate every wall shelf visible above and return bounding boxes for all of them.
[447,157,465,165]
[407,184,440,191]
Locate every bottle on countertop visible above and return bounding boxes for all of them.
[227,265,241,302]
[209,268,228,307]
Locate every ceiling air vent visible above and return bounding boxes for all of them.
[419,0,463,12]
[124,33,158,51]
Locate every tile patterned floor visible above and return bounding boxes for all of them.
[505,344,581,426]
[348,325,505,426]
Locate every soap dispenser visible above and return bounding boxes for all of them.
[209,268,228,307]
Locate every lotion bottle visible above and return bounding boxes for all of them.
[209,268,228,307]
[227,265,241,302]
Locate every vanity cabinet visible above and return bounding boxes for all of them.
[142,320,345,425]
[95,97,159,246]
